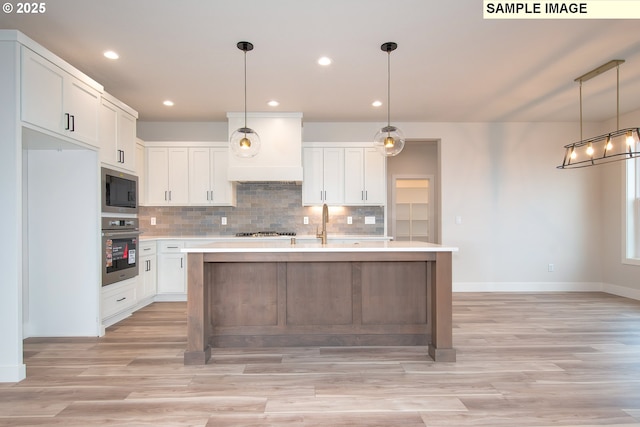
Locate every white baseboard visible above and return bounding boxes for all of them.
[154,293,187,302]
[602,283,640,301]
[453,281,640,302]
[0,364,26,383]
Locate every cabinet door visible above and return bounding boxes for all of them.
[65,77,100,146]
[344,148,365,204]
[363,148,386,205]
[139,255,157,300]
[146,148,169,205]
[136,143,146,205]
[167,148,189,204]
[117,111,136,171]
[302,148,325,205]
[99,98,118,165]
[210,148,235,205]
[188,147,211,205]
[322,148,344,205]
[21,47,100,146]
[157,254,185,294]
[21,48,64,133]
[99,100,136,171]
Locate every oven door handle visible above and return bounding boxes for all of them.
[102,231,141,238]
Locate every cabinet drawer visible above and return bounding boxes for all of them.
[139,240,157,256]
[159,241,184,252]
[102,282,136,318]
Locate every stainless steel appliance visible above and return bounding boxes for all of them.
[235,231,296,237]
[101,217,140,286]
[101,167,138,214]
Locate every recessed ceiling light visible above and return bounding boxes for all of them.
[318,56,332,66]
[372,100,383,107]
[267,100,279,107]
[103,50,119,60]
[163,100,174,107]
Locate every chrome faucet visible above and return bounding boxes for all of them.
[316,203,329,244]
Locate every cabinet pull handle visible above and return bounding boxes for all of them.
[164,191,168,201]
[324,190,327,200]
[116,297,126,302]
[169,191,172,201]
[143,247,151,251]
[365,190,368,201]
[320,190,323,200]
[64,113,70,130]
[361,190,364,200]
[70,114,75,132]
[180,258,183,268]
[167,246,179,249]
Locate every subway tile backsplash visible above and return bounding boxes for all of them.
[139,183,384,237]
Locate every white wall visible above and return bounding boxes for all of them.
[25,148,101,337]
[0,41,26,383]
[600,108,640,297]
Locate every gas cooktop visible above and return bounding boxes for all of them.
[235,231,297,237]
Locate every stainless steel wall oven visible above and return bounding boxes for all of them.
[101,217,140,286]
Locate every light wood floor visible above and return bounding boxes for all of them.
[1,292,640,426]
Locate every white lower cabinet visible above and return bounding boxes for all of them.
[137,240,157,302]
[157,241,186,298]
[101,278,137,326]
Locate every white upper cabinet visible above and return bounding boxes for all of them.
[146,147,189,205]
[302,147,344,206]
[344,147,386,205]
[99,96,137,172]
[21,47,100,147]
[189,147,236,206]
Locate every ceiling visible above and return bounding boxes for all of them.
[2,0,640,124]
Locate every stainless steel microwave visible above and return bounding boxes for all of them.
[101,167,138,214]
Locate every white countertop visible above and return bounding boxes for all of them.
[182,240,458,253]
[141,234,391,242]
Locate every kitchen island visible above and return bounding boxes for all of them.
[182,241,458,364]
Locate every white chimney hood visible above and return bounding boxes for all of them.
[227,112,303,182]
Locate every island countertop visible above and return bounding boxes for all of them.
[182,240,459,254]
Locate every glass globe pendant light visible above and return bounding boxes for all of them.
[374,42,405,157]
[230,41,261,158]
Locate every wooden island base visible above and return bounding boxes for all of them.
[184,248,455,364]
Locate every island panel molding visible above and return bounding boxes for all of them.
[183,241,457,363]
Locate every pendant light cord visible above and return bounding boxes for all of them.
[243,49,247,129]
[387,50,391,128]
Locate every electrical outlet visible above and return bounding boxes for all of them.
[303,216,309,225]
[347,216,353,225]
[150,217,156,225]
[548,263,554,272]
[221,217,227,225]
[365,216,375,225]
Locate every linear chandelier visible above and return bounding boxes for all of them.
[558,59,640,169]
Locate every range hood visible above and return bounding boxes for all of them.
[227,112,303,182]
